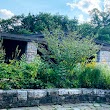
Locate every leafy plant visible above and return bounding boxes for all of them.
[0,39,5,63]
[79,63,110,89]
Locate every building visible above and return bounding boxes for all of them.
[0,33,44,62]
[1,33,110,65]
[96,40,110,66]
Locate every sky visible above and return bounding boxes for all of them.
[0,0,110,23]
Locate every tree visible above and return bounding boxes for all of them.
[0,13,78,34]
[37,30,99,88]
[97,26,110,42]
[0,15,23,34]
[90,8,110,27]
[78,23,95,37]
[34,13,55,33]
[90,8,110,42]
[40,30,99,67]
[21,13,36,33]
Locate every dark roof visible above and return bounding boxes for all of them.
[95,40,110,51]
[0,33,44,42]
[1,33,110,51]
[95,40,110,46]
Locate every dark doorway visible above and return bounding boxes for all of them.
[3,39,27,63]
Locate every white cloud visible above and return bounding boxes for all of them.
[78,14,85,23]
[78,14,91,23]
[86,17,91,22]
[67,0,101,14]
[0,9,14,19]
[104,0,110,12]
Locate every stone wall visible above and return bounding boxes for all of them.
[0,88,110,109]
[26,42,37,62]
[98,50,110,66]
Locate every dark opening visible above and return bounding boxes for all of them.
[3,39,27,63]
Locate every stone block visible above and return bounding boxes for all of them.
[17,90,27,101]
[29,99,40,106]
[47,89,59,96]
[39,97,48,104]
[82,89,93,95]
[0,89,110,109]
[68,89,82,95]
[26,42,37,62]
[12,97,18,103]
[58,96,66,104]
[28,90,35,99]
[28,90,46,99]
[0,90,3,101]
[93,89,105,96]
[104,90,110,95]
[58,89,69,96]
[34,90,46,98]
[17,100,27,107]
[6,90,17,97]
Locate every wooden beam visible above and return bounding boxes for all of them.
[0,33,45,42]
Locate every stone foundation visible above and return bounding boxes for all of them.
[0,88,110,109]
[26,42,37,62]
[98,50,110,66]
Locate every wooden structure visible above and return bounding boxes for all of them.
[95,40,110,66]
[1,33,110,65]
[0,33,44,62]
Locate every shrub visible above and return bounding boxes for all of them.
[0,57,110,89]
[97,64,110,89]
[0,39,5,63]
[79,63,110,89]
[43,30,99,66]
[1,31,110,90]
[0,55,44,89]
[38,30,99,88]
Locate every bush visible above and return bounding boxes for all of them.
[38,30,99,88]
[0,39,5,63]
[1,30,110,90]
[79,63,110,89]
[43,30,99,66]
[0,57,110,89]
[0,56,44,89]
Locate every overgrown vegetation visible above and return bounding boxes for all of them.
[1,8,110,43]
[0,40,5,63]
[0,8,110,89]
[0,31,110,90]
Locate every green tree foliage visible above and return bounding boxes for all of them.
[1,9,110,43]
[1,30,110,90]
[0,11,110,89]
[0,13,78,34]
[90,8,110,27]
[78,23,95,37]
[44,30,98,64]
[90,8,110,42]
[0,15,24,33]
[0,56,43,89]
[98,26,110,42]
[38,30,99,88]
[79,64,110,89]
[21,13,36,33]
